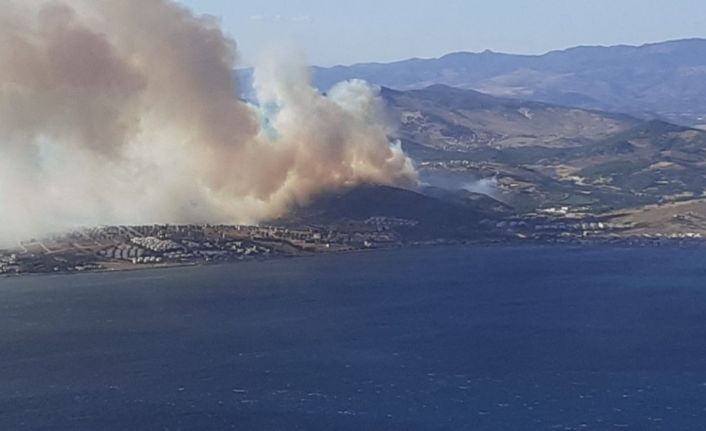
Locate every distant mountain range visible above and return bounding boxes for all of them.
[317,39,706,126]
[241,39,706,127]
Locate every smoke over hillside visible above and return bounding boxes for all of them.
[0,0,417,242]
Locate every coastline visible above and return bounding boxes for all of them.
[3,236,705,281]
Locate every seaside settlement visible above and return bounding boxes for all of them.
[0,223,395,275]
[3,206,706,276]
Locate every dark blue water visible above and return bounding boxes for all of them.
[2,246,706,430]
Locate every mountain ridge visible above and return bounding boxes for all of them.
[238,38,706,126]
[316,38,706,70]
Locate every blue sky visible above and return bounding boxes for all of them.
[177,0,706,67]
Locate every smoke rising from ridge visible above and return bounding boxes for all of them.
[0,0,417,243]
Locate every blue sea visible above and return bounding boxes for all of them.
[2,246,706,430]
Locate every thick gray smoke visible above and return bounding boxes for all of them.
[0,0,417,243]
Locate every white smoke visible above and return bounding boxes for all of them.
[0,0,417,243]
[462,178,498,197]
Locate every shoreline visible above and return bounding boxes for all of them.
[3,237,706,281]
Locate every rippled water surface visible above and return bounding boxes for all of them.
[2,246,706,430]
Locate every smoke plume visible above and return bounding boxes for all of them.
[0,0,417,243]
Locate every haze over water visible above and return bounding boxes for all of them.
[2,246,706,430]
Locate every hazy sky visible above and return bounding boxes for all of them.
[177,0,706,66]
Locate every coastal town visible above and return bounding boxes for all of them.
[0,222,402,275]
[3,207,706,276]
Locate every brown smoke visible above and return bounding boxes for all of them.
[0,0,417,242]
